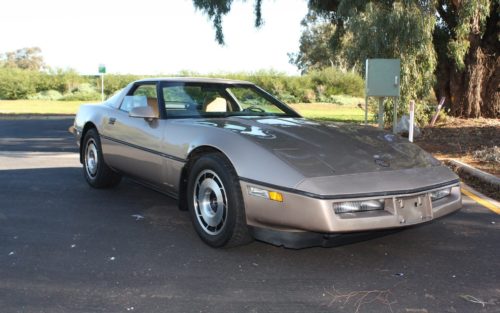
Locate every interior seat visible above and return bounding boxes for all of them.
[203,96,227,112]
[146,97,160,117]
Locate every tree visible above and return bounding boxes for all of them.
[297,1,438,117]
[287,15,338,73]
[192,0,263,45]
[0,67,37,99]
[192,0,499,118]
[434,0,499,118]
[0,47,46,71]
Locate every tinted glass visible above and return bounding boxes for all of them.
[120,84,157,113]
[162,83,295,118]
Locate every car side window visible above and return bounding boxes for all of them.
[162,85,233,117]
[120,84,157,113]
[227,87,284,114]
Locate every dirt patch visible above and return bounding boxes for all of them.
[444,160,500,200]
[415,117,500,200]
[415,117,500,176]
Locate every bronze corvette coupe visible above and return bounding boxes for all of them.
[72,78,461,248]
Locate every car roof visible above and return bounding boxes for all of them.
[135,77,254,85]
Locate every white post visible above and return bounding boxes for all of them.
[409,100,415,142]
[101,73,104,102]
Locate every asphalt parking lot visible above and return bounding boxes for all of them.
[0,117,499,313]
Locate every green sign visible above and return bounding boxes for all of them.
[98,64,106,74]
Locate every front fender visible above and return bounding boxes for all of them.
[162,121,306,190]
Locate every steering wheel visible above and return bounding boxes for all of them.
[243,106,265,113]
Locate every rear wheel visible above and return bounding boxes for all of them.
[82,128,121,188]
[187,153,252,248]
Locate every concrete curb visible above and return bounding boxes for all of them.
[0,114,75,120]
[444,159,500,198]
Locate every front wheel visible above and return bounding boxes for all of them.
[82,128,121,188]
[187,153,252,248]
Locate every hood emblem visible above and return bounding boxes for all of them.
[374,154,391,168]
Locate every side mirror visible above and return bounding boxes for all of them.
[129,106,159,120]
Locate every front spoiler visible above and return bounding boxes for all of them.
[249,226,400,249]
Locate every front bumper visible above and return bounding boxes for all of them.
[241,181,462,235]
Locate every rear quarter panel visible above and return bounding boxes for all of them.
[74,103,117,156]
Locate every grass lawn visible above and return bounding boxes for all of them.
[290,103,367,123]
[0,100,85,115]
[0,98,370,123]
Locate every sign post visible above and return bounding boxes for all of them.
[409,100,415,142]
[98,64,106,102]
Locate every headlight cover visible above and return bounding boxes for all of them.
[333,199,385,214]
[430,188,452,201]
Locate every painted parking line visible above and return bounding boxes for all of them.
[461,186,500,214]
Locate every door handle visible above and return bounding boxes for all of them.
[108,117,116,125]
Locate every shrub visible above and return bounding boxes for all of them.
[0,67,37,99]
[28,90,63,100]
[309,68,364,98]
[60,91,101,101]
[172,69,363,103]
[37,69,86,94]
[97,74,141,96]
[0,67,365,102]
[60,83,101,101]
[380,98,444,127]
[72,83,96,93]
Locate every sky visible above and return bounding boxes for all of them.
[0,0,308,75]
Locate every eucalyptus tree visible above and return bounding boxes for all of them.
[433,0,498,117]
[287,16,338,73]
[192,0,499,118]
[0,47,45,71]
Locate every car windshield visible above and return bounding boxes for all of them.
[161,83,299,118]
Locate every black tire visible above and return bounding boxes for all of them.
[82,128,121,188]
[187,153,252,248]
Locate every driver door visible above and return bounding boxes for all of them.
[102,82,164,185]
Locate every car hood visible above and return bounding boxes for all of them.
[196,116,441,178]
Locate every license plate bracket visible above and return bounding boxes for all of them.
[395,194,432,225]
